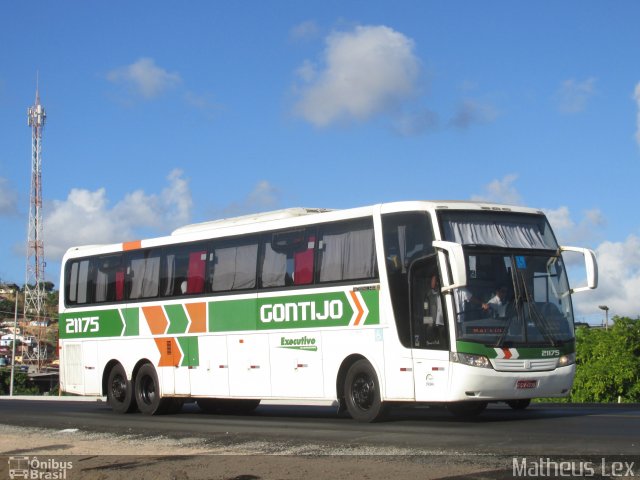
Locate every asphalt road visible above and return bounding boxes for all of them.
[0,399,638,457]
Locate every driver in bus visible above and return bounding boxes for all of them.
[483,285,509,318]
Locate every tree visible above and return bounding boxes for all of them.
[570,317,640,403]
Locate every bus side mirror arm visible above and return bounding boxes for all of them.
[432,241,467,293]
[560,246,598,293]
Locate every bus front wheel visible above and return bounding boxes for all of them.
[343,359,387,422]
[107,363,136,414]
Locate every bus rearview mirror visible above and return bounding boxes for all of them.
[432,241,467,293]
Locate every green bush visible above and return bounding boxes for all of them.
[0,369,41,395]
[569,316,640,403]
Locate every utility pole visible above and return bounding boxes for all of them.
[25,79,47,372]
[10,290,18,396]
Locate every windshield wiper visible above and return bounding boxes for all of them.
[495,269,523,348]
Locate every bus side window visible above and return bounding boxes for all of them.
[293,234,315,285]
[209,237,259,292]
[261,229,315,288]
[261,235,288,288]
[115,268,125,301]
[161,244,208,297]
[316,218,377,283]
[126,249,161,300]
[94,254,123,303]
[186,250,206,294]
[66,259,92,305]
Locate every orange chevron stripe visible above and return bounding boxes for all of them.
[186,302,207,333]
[123,240,141,251]
[143,306,168,335]
[350,291,365,326]
[502,348,512,360]
[154,337,181,367]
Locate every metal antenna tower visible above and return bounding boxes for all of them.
[24,79,47,368]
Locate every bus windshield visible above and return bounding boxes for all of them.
[452,251,574,347]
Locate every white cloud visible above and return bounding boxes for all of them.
[107,58,181,99]
[542,206,640,318]
[0,177,18,215]
[43,169,192,259]
[293,25,420,127]
[543,206,605,245]
[219,180,280,217]
[634,82,640,147]
[471,174,522,205]
[295,60,317,83]
[557,77,596,114]
[573,235,640,318]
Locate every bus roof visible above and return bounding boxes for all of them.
[171,207,333,236]
[61,200,545,258]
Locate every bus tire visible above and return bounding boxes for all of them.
[507,399,531,410]
[134,363,167,415]
[344,359,387,423]
[446,401,488,417]
[106,363,136,414]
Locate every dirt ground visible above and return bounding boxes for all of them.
[0,424,510,480]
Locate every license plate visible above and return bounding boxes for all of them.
[516,379,538,389]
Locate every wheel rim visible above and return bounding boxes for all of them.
[140,375,156,405]
[351,372,375,411]
[110,374,127,402]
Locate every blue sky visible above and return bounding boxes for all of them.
[1,1,639,321]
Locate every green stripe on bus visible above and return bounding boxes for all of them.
[60,289,380,338]
[165,304,190,334]
[360,290,380,326]
[177,336,199,367]
[59,309,124,339]
[256,291,379,331]
[209,298,258,332]
[122,308,139,336]
[456,340,575,358]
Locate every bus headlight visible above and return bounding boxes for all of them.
[450,352,493,369]
[557,353,576,367]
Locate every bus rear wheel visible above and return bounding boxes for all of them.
[344,359,387,423]
[134,363,176,415]
[107,363,136,414]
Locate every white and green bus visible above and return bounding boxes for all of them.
[59,201,597,421]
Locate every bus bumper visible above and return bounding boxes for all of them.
[447,363,575,401]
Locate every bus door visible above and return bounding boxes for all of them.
[408,256,450,401]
